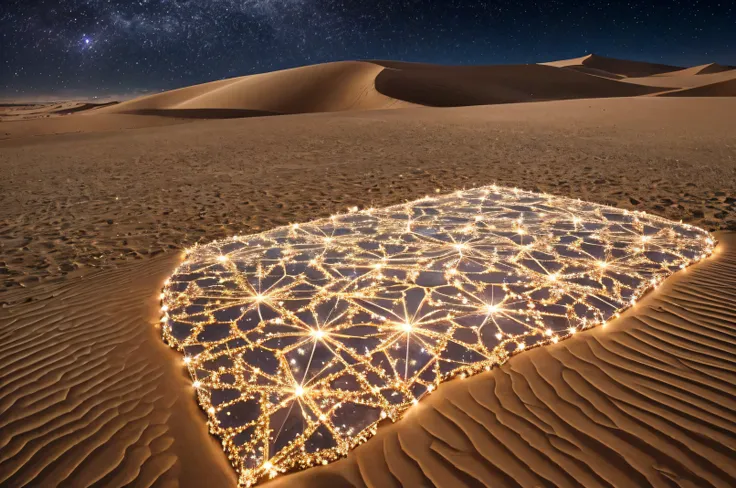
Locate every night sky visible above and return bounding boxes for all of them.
[2,0,735,100]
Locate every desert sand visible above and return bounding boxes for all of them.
[541,53,684,77]
[0,56,735,487]
[0,101,118,122]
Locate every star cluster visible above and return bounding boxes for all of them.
[160,185,714,486]
[1,0,735,99]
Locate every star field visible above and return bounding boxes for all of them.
[1,0,735,98]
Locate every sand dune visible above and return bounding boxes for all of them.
[653,62,736,77]
[620,69,736,89]
[563,65,627,80]
[543,55,736,91]
[4,56,734,131]
[541,53,682,77]
[371,60,664,106]
[100,61,415,117]
[660,77,736,97]
[6,55,734,133]
[98,59,667,119]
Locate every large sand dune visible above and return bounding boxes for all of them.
[4,56,733,133]
[541,53,683,77]
[98,59,666,119]
[100,61,415,117]
[371,60,665,105]
[621,69,736,89]
[660,77,736,97]
[653,62,735,77]
[542,55,736,92]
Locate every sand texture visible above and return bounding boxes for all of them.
[2,97,735,295]
[1,57,735,488]
[0,254,237,487]
[370,61,667,105]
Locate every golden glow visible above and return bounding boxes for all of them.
[159,185,714,486]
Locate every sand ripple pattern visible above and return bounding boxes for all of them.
[269,232,736,488]
[0,257,234,488]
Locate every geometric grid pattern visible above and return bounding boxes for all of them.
[159,185,715,486]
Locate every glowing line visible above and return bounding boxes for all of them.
[160,185,714,486]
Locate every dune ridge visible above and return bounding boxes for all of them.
[269,232,736,488]
[541,53,683,77]
[619,70,736,90]
[371,60,665,106]
[543,55,736,92]
[100,62,415,117]
[97,59,668,119]
[660,77,736,97]
[653,63,736,77]
[5,56,734,129]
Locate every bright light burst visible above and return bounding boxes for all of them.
[160,185,714,486]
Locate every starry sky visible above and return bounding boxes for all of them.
[2,0,735,100]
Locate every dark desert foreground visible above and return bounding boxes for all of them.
[1,56,735,487]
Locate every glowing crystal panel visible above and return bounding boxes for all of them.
[160,185,714,486]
